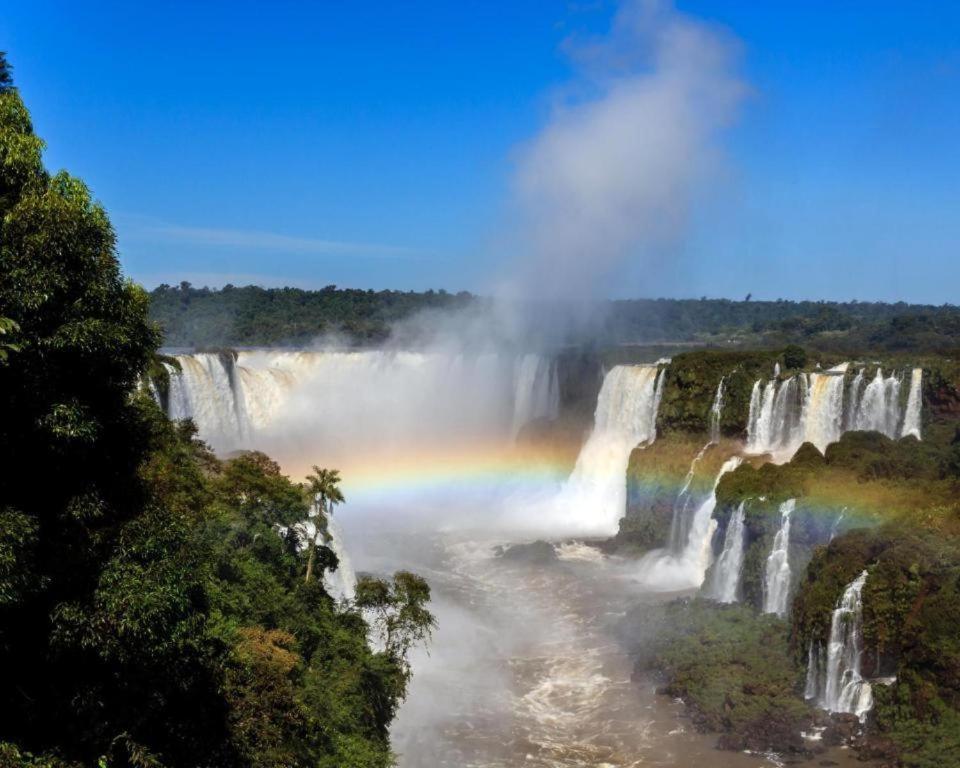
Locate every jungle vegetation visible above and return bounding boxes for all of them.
[0,53,433,768]
[150,281,960,353]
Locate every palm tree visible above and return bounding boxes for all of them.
[303,466,344,584]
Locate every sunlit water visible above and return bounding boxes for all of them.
[347,519,871,768]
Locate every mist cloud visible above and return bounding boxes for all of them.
[505,0,746,299]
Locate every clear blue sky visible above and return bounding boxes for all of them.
[2,1,959,303]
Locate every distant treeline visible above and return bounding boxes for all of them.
[150,282,473,346]
[149,282,960,352]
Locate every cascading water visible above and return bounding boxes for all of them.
[854,369,902,436]
[706,501,746,603]
[322,516,358,604]
[762,499,796,617]
[511,354,560,437]
[158,349,559,457]
[747,363,922,462]
[803,368,848,452]
[843,369,865,431]
[667,377,727,552]
[746,376,806,458]
[804,641,823,701]
[809,570,874,722]
[708,377,725,444]
[638,456,743,590]
[901,368,923,439]
[554,366,665,535]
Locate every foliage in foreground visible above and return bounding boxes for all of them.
[0,54,432,767]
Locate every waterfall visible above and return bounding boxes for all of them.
[854,369,902,437]
[746,363,921,462]
[707,501,746,603]
[167,353,248,445]
[709,377,725,444]
[322,516,358,604]
[804,641,824,701]
[746,376,804,457]
[667,377,726,553]
[666,443,709,554]
[844,369,865,431]
[762,499,796,617]
[159,349,534,456]
[556,366,665,534]
[802,368,847,452]
[901,368,923,439]
[676,456,743,586]
[511,354,559,437]
[814,570,874,722]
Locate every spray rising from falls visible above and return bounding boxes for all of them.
[762,499,796,617]
[706,501,746,603]
[806,570,874,722]
[552,365,665,535]
[747,365,923,461]
[158,349,561,460]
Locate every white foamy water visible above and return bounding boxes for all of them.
[807,570,874,722]
[762,499,796,617]
[550,365,665,536]
[707,501,746,603]
[636,456,743,592]
[159,349,558,458]
[322,516,357,604]
[747,363,922,462]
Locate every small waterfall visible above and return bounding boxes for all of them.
[557,366,665,534]
[844,369,865,431]
[901,368,923,439]
[167,353,248,445]
[666,443,709,553]
[679,456,743,586]
[829,508,847,542]
[746,363,922,462]
[511,354,559,437]
[762,499,796,617]
[816,570,874,722]
[707,501,746,603]
[746,377,804,456]
[804,641,824,700]
[322,516,357,604]
[854,369,902,438]
[709,377,725,444]
[667,377,726,553]
[803,367,847,452]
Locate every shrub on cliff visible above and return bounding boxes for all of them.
[791,526,960,767]
[639,600,811,753]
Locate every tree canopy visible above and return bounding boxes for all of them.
[0,55,433,768]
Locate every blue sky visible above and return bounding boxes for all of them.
[2,1,959,303]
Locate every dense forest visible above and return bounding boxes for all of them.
[0,55,433,768]
[149,283,960,353]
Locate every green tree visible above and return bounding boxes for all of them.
[355,571,437,675]
[302,466,344,584]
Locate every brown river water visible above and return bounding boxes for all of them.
[349,528,873,768]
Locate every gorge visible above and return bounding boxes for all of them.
[150,342,956,767]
